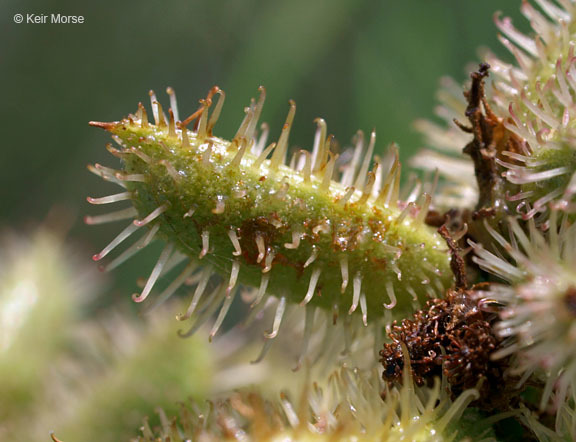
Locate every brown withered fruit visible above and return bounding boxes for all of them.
[379,225,520,411]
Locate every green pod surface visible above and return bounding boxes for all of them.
[87,87,452,338]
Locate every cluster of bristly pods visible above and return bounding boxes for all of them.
[85,0,576,440]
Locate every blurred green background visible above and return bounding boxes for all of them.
[2,0,528,439]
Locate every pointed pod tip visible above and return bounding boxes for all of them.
[89,121,118,131]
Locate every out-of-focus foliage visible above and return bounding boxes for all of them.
[0,231,82,424]
[0,230,247,441]
[46,316,213,442]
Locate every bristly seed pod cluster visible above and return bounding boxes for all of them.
[406,0,576,436]
[133,352,488,442]
[85,0,576,440]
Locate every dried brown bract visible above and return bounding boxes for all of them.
[455,63,522,215]
[380,225,518,411]
[379,287,518,410]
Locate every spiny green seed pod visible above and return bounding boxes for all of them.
[87,86,452,343]
[132,353,487,442]
[486,0,576,220]
[471,213,576,409]
[412,1,576,226]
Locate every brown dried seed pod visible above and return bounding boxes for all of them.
[380,224,520,411]
[379,287,521,411]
